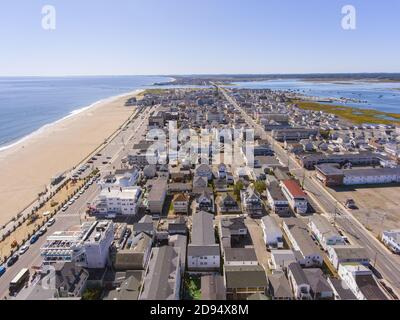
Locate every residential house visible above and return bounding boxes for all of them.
[218,193,241,213]
[269,250,296,271]
[114,232,152,270]
[308,215,345,250]
[201,275,226,300]
[265,181,290,216]
[282,218,323,267]
[172,193,190,214]
[187,211,220,271]
[382,229,400,253]
[280,180,308,215]
[224,265,267,300]
[240,186,263,217]
[147,179,167,216]
[267,273,293,300]
[139,246,182,300]
[195,163,213,181]
[327,245,370,270]
[195,190,214,213]
[261,216,284,249]
[338,263,388,300]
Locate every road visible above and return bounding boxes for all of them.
[0,104,154,299]
[216,84,400,297]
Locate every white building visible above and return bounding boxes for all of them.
[92,187,142,217]
[187,211,220,271]
[261,216,283,249]
[308,215,345,250]
[381,229,400,253]
[98,169,140,190]
[338,263,387,300]
[280,180,308,214]
[282,218,323,267]
[327,245,369,270]
[41,220,114,268]
[343,167,400,185]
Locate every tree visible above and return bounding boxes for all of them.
[254,181,267,194]
[233,181,244,199]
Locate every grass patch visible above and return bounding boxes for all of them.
[183,275,201,300]
[292,100,400,125]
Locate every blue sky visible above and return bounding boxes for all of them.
[0,0,399,76]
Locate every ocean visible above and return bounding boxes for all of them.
[231,79,400,114]
[0,75,171,150]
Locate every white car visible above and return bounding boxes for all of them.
[19,245,29,255]
[62,205,68,211]
[79,190,84,195]
[46,218,56,227]
[68,200,74,205]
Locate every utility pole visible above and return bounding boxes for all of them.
[333,201,338,227]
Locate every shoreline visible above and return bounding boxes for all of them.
[0,89,143,226]
[0,89,143,154]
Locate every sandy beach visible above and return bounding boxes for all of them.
[0,90,142,226]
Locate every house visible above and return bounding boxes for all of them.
[168,216,187,235]
[282,218,323,267]
[261,216,284,249]
[16,262,89,300]
[267,273,293,300]
[195,163,213,181]
[240,186,263,217]
[224,248,258,266]
[308,215,345,250]
[217,163,227,179]
[224,265,267,300]
[218,193,241,213]
[172,193,190,214]
[338,263,388,300]
[327,245,370,270]
[214,177,228,192]
[187,211,220,271]
[303,268,334,300]
[104,271,143,300]
[327,277,357,300]
[139,245,182,300]
[193,176,208,189]
[114,232,153,270]
[196,190,214,213]
[169,234,187,273]
[287,262,311,300]
[265,181,290,216]
[147,179,167,215]
[219,216,248,253]
[382,229,400,253]
[280,180,308,214]
[269,250,296,271]
[201,275,226,300]
[133,215,155,236]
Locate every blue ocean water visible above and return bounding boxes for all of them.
[231,79,400,114]
[0,76,171,149]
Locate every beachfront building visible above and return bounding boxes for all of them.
[91,187,142,217]
[41,221,114,269]
[98,168,140,190]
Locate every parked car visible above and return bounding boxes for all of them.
[30,235,39,244]
[18,245,29,255]
[7,254,19,267]
[38,227,47,236]
[46,218,56,227]
[62,205,68,212]
[0,266,6,277]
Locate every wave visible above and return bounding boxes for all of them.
[0,89,143,153]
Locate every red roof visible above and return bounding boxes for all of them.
[282,179,306,198]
